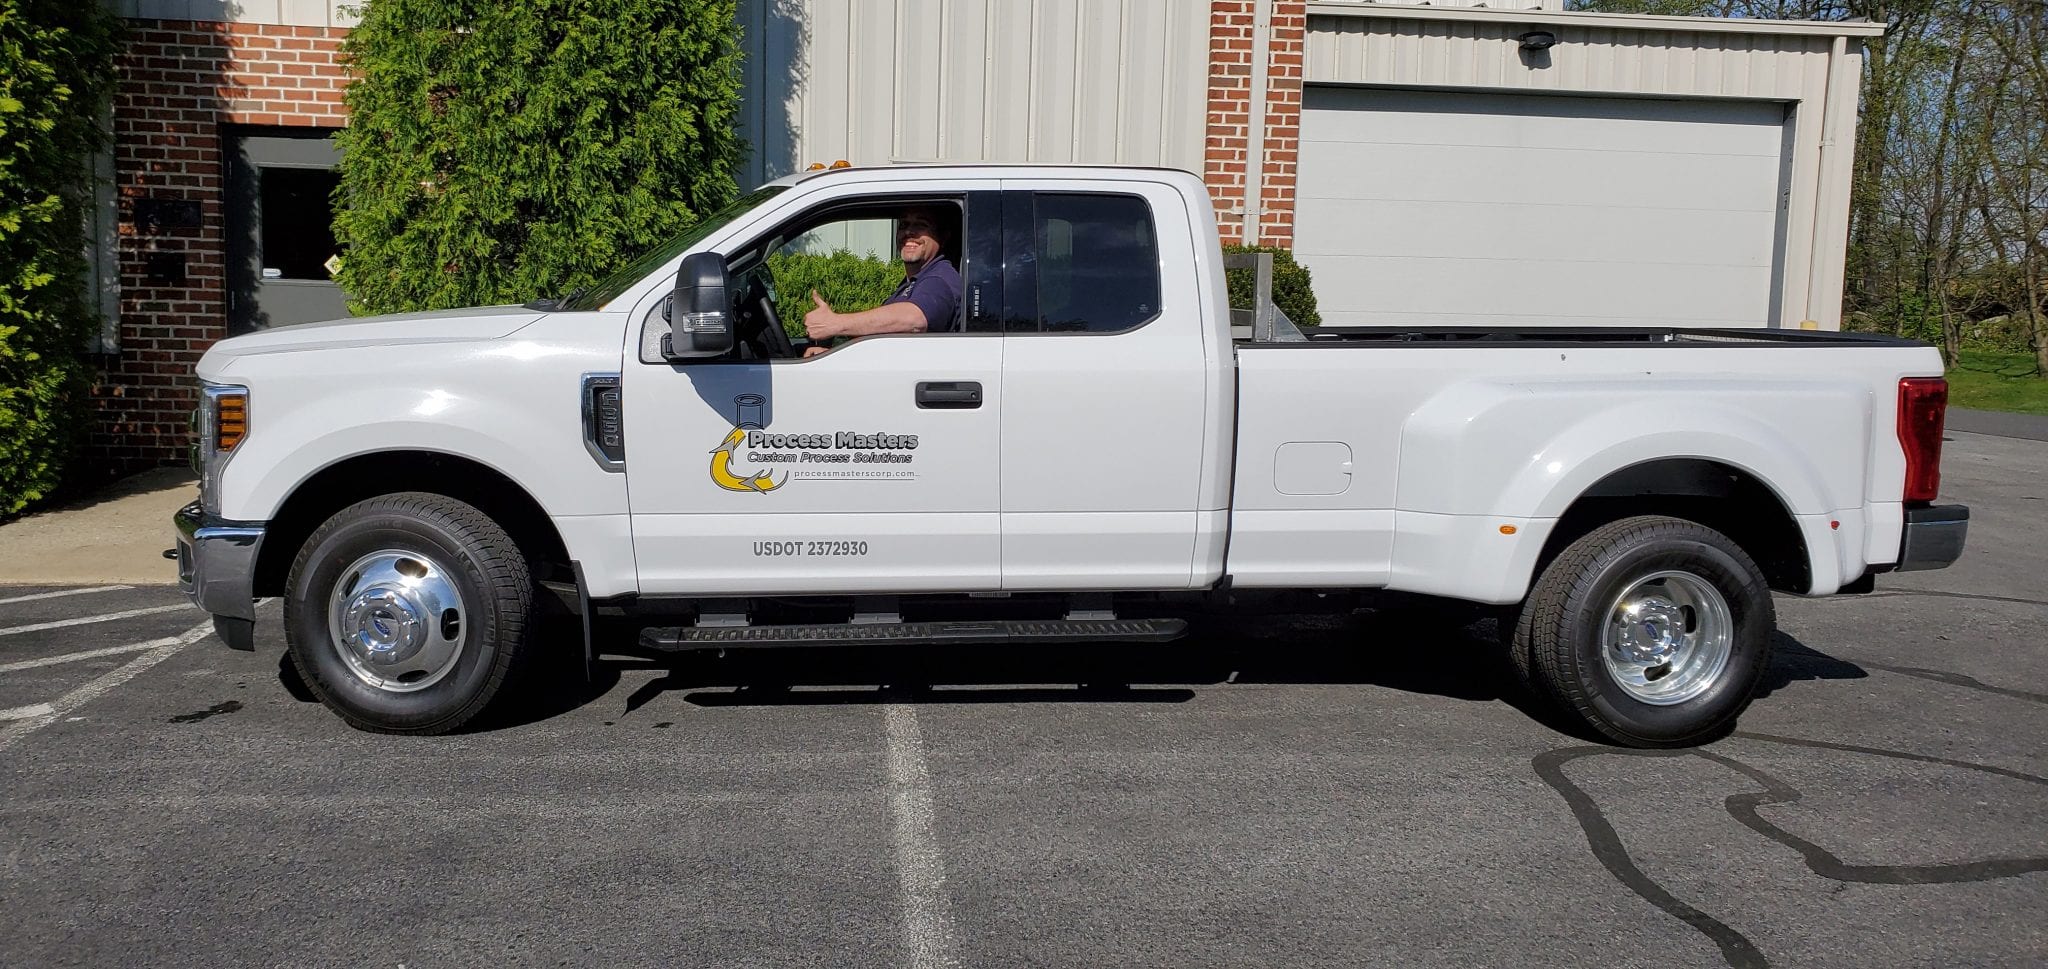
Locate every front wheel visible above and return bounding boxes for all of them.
[284,493,534,734]
[1512,515,1773,747]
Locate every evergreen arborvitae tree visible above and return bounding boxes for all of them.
[0,0,117,514]
[334,0,745,314]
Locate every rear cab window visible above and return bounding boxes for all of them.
[1004,192,1161,335]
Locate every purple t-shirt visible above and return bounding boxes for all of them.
[884,255,962,332]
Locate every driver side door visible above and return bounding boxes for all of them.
[622,182,1006,596]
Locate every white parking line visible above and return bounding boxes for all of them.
[0,638,191,674]
[0,617,214,754]
[0,703,56,721]
[0,585,135,606]
[0,603,193,638]
[884,703,959,969]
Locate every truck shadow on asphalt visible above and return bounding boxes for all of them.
[429,609,1874,742]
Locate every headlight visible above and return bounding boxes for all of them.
[196,383,249,516]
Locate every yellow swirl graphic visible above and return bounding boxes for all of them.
[709,427,782,493]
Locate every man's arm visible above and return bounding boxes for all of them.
[804,292,928,341]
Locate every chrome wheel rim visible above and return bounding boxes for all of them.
[1600,570,1732,706]
[327,549,468,693]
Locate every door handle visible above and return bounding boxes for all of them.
[916,381,982,409]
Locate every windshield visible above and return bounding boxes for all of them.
[556,185,787,311]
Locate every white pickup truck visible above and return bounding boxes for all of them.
[174,165,1967,746]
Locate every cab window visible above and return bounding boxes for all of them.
[1008,193,1160,334]
[720,197,968,358]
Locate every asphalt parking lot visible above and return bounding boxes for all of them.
[2,430,2044,968]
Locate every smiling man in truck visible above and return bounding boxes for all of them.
[799,205,962,356]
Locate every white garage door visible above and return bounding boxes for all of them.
[1294,88,1789,328]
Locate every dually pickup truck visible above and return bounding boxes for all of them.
[175,165,1968,746]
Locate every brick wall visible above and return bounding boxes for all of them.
[1204,0,1305,248]
[98,20,348,472]
[1205,1,1253,244]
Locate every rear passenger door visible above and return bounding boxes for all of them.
[997,183,1213,590]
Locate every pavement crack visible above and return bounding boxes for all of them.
[1532,746,1768,969]
[1535,733,2048,968]
[1729,732,2048,792]
[1854,664,2048,705]
[1703,740,2048,885]
[1818,589,2048,608]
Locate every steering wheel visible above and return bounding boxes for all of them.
[758,293,794,358]
[752,272,794,358]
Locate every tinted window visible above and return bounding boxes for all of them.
[1030,194,1159,333]
[258,167,340,280]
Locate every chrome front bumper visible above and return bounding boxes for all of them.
[1896,503,1969,572]
[173,501,265,647]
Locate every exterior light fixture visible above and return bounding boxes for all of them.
[1519,30,1558,51]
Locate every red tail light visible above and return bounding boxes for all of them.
[1898,377,1947,503]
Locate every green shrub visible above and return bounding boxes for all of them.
[0,1,117,515]
[333,0,746,314]
[1223,244,1321,328]
[765,249,901,337]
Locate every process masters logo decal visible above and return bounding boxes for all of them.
[709,394,921,493]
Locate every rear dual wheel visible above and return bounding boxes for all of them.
[284,493,534,734]
[1512,515,1773,748]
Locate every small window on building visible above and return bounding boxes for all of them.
[259,167,341,280]
[1031,193,1159,334]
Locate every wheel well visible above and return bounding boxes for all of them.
[250,451,572,597]
[1540,459,1812,593]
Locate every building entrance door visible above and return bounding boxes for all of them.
[225,130,350,334]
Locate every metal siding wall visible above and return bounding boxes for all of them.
[1030,0,1079,163]
[851,0,899,168]
[984,2,1036,161]
[808,0,853,167]
[897,0,947,163]
[1074,0,1127,164]
[738,0,1209,185]
[939,0,989,159]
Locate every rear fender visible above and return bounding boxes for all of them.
[1390,379,1863,602]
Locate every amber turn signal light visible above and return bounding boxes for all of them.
[215,393,247,450]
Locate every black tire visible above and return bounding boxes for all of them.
[284,492,533,734]
[1512,515,1773,748]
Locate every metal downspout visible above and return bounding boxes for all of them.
[1803,34,1852,328]
[1242,0,1274,245]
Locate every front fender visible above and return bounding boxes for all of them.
[208,330,636,595]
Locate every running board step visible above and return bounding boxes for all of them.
[639,618,1187,651]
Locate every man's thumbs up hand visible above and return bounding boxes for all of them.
[804,290,839,339]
